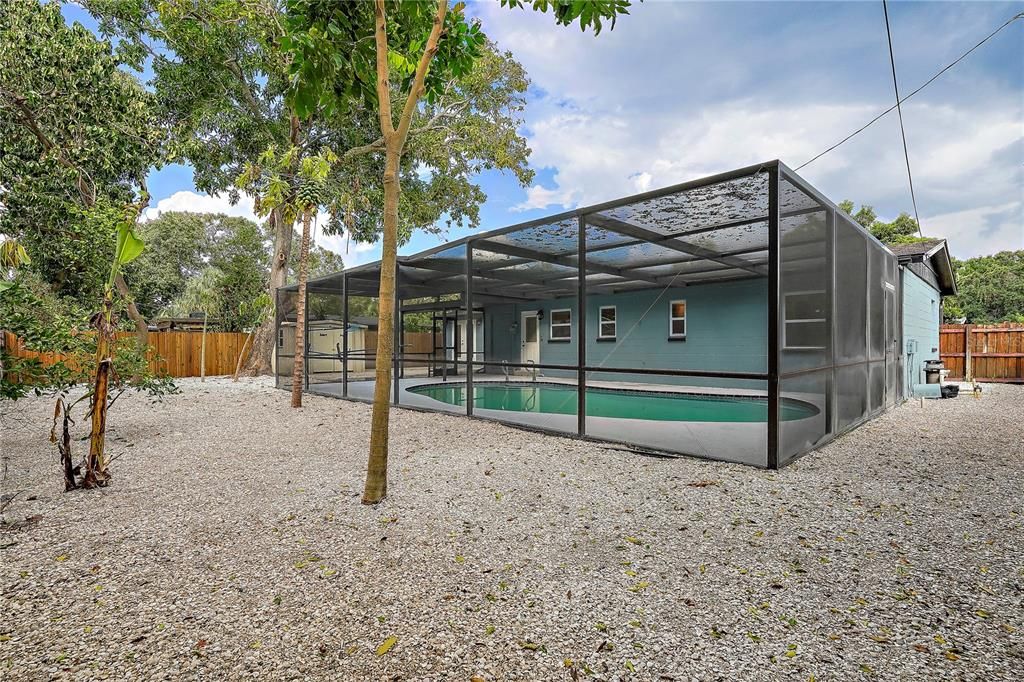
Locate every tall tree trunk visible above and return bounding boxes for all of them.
[244,116,301,377]
[246,206,292,375]
[362,0,448,505]
[291,208,313,408]
[200,311,208,382]
[363,149,401,504]
[114,272,148,349]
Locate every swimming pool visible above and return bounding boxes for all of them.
[407,382,818,423]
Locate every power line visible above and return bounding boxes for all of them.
[795,11,1024,173]
[882,0,923,237]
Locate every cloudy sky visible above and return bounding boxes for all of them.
[70,1,1024,265]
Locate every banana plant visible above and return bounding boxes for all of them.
[81,202,147,488]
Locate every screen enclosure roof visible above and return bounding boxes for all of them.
[285,160,894,302]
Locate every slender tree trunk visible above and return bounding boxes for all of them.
[291,208,313,408]
[363,149,401,503]
[200,311,208,382]
[114,273,148,349]
[362,0,448,504]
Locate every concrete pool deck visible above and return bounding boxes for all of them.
[307,374,827,466]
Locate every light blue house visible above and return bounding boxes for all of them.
[890,239,957,394]
[279,161,958,468]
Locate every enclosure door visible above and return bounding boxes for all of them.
[520,312,540,365]
[885,286,897,407]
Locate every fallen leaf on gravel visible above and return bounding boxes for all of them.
[686,480,719,488]
[376,636,398,656]
[944,651,959,661]
[54,555,68,562]
[625,536,641,545]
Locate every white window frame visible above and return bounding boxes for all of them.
[783,290,827,350]
[549,308,572,341]
[598,305,616,340]
[278,326,285,348]
[668,299,687,338]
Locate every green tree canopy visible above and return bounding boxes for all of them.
[837,200,928,246]
[0,0,161,303]
[943,251,1024,324]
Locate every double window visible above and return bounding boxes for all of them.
[669,300,686,339]
[549,308,572,341]
[783,290,827,349]
[598,306,616,340]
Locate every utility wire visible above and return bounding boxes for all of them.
[795,11,1024,173]
[882,0,924,237]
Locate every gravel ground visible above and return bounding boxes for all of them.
[1,377,1022,681]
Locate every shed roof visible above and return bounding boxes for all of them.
[886,238,956,296]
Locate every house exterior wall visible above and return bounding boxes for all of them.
[482,278,768,389]
[901,265,941,393]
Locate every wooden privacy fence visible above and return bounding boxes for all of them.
[360,331,434,369]
[940,323,1024,383]
[3,330,252,379]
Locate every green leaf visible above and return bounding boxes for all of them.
[115,225,145,265]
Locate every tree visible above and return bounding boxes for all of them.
[160,266,228,382]
[283,0,631,503]
[129,211,273,330]
[943,251,1024,324]
[0,0,166,488]
[85,0,540,378]
[838,200,927,245]
[0,0,160,343]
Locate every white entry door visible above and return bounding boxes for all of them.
[520,311,540,365]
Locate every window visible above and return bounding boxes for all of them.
[278,327,285,348]
[783,291,827,349]
[598,306,616,340]
[668,300,686,338]
[549,308,571,341]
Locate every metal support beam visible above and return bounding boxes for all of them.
[587,213,766,276]
[767,165,781,470]
[473,239,664,285]
[342,273,349,398]
[392,264,400,405]
[577,217,587,436]
[303,284,310,391]
[465,244,474,417]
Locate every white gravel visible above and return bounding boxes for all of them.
[1,377,1022,680]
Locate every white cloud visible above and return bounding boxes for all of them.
[143,190,258,222]
[474,1,1023,260]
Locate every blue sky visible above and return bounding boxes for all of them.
[65,1,1023,265]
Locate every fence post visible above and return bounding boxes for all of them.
[964,323,972,382]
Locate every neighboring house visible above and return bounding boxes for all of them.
[887,239,957,394]
[276,160,957,468]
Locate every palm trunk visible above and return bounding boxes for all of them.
[363,149,401,504]
[291,207,313,407]
[200,311,208,382]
